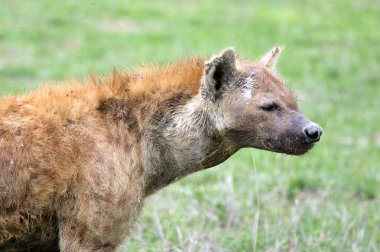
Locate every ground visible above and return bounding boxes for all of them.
[0,0,379,251]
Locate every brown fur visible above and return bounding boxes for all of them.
[0,48,322,251]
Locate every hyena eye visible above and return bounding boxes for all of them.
[260,103,280,112]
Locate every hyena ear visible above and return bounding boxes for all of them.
[201,47,238,102]
[260,47,282,69]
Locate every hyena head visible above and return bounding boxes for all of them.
[201,47,322,155]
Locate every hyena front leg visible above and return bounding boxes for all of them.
[58,219,117,252]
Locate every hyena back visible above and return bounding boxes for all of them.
[0,47,322,251]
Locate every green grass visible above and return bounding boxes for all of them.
[1,0,379,251]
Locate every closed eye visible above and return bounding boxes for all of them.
[260,103,280,112]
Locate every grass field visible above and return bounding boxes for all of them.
[1,0,379,251]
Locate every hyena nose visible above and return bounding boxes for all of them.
[302,123,323,144]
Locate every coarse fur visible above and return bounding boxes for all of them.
[0,47,322,251]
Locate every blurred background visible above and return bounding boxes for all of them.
[0,0,379,251]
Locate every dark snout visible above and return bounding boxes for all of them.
[302,123,323,144]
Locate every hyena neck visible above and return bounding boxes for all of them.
[143,94,237,195]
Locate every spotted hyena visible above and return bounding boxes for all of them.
[0,47,322,251]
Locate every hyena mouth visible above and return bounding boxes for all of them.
[263,139,314,155]
[263,139,277,150]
